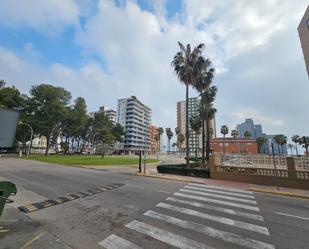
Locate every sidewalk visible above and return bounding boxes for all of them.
[136,167,309,199]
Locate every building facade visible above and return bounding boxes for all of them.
[98,106,117,123]
[211,138,258,154]
[177,97,216,155]
[236,119,263,139]
[149,125,158,154]
[298,4,309,78]
[260,135,288,155]
[117,96,151,153]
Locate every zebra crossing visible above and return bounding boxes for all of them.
[98,183,275,249]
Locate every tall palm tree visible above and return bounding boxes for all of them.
[274,134,287,155]
[178,133,185,153]
[165,128,173,153]
[291,135,300,156]
[299,136,309,157]
[244,131,252,139]
[256,136,268,154]
[287,144,294,155]
[156,127,164,154]
[220,125,229,154]
[193,57,215,163]
[189,113,202,158]
[231,130,239,138]
[172,42,205,166]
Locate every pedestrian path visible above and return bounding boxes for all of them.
[98,183,276,249]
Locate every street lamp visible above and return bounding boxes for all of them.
[19,122,33,158]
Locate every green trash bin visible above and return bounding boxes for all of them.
[0,181,17,219]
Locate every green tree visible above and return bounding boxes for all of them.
[194,57,215,163]
[231,130,239,138]
[172,42,205,166]
[244,131,252,139]
[299,136,309,157]
[291,135,300,156]
[178,133,185,152]
[256,136,268,154]
[28,84,71,155]
[0,79,6,88]
[0,85,27,110]
[112,123,125,143]
[189,113,202,158]
[165,127,174,152]
[287,144,294,155]
[220,125,229,154]
[156,127,164,154]
[273,134,287,155]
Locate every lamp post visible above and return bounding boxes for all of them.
[19,122,33,158]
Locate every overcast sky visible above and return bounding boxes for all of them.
[0,0,308,145]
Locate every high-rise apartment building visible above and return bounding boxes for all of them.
[117,96,151,153]
[89,106,117,123]
[298,4,309,78]
[236,119,263,139]
[177,97,215,154]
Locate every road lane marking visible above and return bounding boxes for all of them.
[155,189,172,194]
[157,202,269,235]
[126,220,215,249]
[166,197,264,221]
[275,212,309,220]
[184,186,255,199]
[98,234,142,249]
[189,183,253,194]
[126,184,144,189]
[144,210,275,249]
[174,192,260,211]
[180,189,257,204]
[20,231,45,249]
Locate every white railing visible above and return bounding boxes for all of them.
[214,153,287,170]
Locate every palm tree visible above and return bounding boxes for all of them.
[256,136,268,154]
[189,113,202,158]
[193,57,215,163]
[172,142,177,152]
[291,135,300,156]
[178,133,185,153]
[244,131,252,139]
[287,144,294,155]
[156,127,164,154]
[274,134,287,155]
[165,128,173,153]
[299,136,309,157]
[220,125,229,153]
[172,42,205,166]
[200,86,217,161]
[231,130,239,138]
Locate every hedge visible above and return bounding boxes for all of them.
[157,164,210,178]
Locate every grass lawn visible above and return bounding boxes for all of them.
[26,155,159,166]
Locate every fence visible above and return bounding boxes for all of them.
[209,153,309,189]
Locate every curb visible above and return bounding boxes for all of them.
[134,173,205,184]
[250,188,309,199]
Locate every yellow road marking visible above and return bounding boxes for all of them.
[20,231,44,249]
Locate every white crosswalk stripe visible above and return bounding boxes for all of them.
[166,196,264,221]
[99,184,275,249]
[98,234,142,249]
[174,192,260,211]
[180,188,257,204]
[184,185,255,199]
[125,220,215,249]
[157,202,269,235]
[189,183,253,194]
[144,210,275,249]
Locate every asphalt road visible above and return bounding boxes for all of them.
[1,157,309,249]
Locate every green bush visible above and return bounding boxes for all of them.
[157,164,209,178]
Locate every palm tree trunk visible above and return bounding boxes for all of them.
[185,83,189,167]
[195,133,198,158]
[45,132,51,156]
[206,112,211,161]
[201,118,205,163]
[223,134,226,154]
[295,142,298,156]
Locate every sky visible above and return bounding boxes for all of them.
[0,0,308,146]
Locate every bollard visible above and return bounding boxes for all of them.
[0,181,17,219]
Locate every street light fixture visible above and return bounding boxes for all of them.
[19,122,33,158]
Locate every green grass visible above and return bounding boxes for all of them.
[26,155,159,166]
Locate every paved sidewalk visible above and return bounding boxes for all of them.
[136,167,309,199]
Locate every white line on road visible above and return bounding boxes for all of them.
[184,186,255,199]
[174,192,260,212]
[98,234,142,249]
[275,212,309,220]
[126,220,215,249]
[180,189,257,205]
[189,183,253,194]
[155,189,172,194]
[144,210,275,249]
[157,202,269,235]
[166,197,264,221]
[126,184,144,189]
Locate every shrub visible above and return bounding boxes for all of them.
[157,164,209,178]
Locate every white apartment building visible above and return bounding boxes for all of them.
[117,96,151,153]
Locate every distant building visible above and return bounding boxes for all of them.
[236,119,262,139]
[117,96,151,153]
[98,106,117,123]
[211,138,258,154]
[149,125,158,154]
[260,135,288,155]
[177,97,216,155]
[298,4,309,78]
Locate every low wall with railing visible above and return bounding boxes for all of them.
[209,153,309,190]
